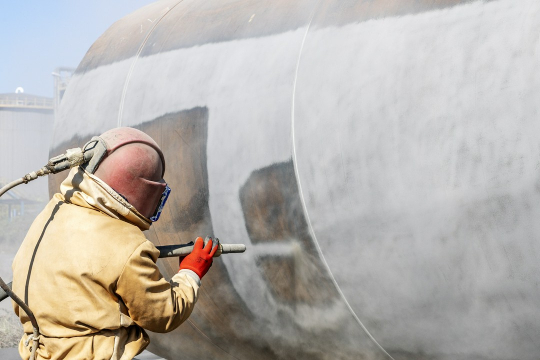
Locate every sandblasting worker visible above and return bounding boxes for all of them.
[11,127,217,359]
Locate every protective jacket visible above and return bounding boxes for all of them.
[12,167,200,360]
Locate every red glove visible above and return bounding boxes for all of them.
[179,237,218,279]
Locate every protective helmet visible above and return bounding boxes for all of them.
[82,127,169,220]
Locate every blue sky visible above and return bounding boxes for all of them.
[0,0,156,97]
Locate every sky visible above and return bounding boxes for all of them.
[0,0,157,97]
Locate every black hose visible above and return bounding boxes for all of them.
[0,281,12,302]
[0,276,40,360]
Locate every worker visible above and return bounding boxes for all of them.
[11,127,217,359]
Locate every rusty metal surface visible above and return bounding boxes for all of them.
[50,0,540,359]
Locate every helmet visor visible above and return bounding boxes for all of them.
[149,184,171,222]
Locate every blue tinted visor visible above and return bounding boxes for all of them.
[150,185,171,222]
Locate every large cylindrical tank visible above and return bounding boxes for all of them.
[0,93,53,201]
[51,1,540,359]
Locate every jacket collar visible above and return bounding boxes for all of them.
[59,167,151,231]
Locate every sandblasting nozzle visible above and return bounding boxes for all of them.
[157,240,246,258]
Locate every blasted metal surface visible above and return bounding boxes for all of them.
[133,350,166,360]
[50,0,540,359]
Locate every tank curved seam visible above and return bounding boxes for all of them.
[117,1,184,127]
[289,6,395,360]
[187,319,242,360]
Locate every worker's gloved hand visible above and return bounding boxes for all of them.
[179,237,218,279]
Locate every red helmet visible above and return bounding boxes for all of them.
[89,127,168,220]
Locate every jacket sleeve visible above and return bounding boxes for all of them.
[115,240,200,333]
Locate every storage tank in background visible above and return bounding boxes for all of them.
[0,92,54,316]
[0,92,54,202]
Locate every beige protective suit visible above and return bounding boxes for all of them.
[12,168,200,360]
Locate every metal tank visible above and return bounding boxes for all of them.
[0,93,54,201]
[50,0,540,359]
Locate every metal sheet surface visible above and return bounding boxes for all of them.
[50,0,540,359]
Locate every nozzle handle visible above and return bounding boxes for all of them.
[157,242,246,258]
